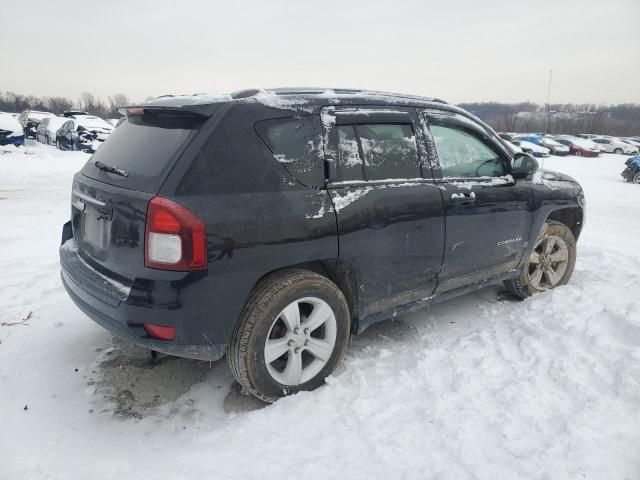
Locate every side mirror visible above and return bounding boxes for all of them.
[511,152,539,179]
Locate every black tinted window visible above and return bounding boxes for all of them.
[83,113,202,193]
[337,125,364,181]
[255,116,324,187]
[355,124,419,180]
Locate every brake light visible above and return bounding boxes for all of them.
[145,196,207,271]
[143,323,176,341]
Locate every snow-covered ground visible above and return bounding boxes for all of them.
[1,142,639,480]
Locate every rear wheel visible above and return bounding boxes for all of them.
[228,269,350,402]
[633,172,640,184]
[614,148,623,154]
[505,221,576,299]
[56,139,62,150]
[575,150,582,157]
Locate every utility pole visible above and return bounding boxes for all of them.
[544,69,553,135]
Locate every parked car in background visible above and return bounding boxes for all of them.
[59,88,584,402]
[502,139,523,154]
[621,155,640,183]
[497,132,518,142]
[591,137,638,155]
[17,110,56,139]
[56,115,114,152]
[554,136,601,157]
[621,138,640,150]
[540,136,570,156]
[63,111,90,117]
[36,116,69,145]
[512,136,551,157]
[0,112,25,146]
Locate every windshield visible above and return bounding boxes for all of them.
[82,111,204,193]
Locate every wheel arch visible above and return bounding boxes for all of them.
[249,259,360,334]
[546,207,584,240]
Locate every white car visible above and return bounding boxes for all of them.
[591,137,638,155]
[621,138,640,150]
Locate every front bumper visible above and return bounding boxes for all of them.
[60,230,226,361]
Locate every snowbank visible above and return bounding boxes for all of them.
[0,144,639,479]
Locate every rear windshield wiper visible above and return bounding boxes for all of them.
[94,160,128,177]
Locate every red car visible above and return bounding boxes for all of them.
[555,137,600,157]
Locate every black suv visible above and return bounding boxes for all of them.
[60,88,585,402]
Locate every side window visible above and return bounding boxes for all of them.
[337,125,364,181]
[255,116,324,187]
[355,124,419,180]
[333,122,419,182]
[430,123,507,178]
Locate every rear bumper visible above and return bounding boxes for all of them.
[60,233,226,361]
[0,134,24,146]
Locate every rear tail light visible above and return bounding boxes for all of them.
[145,196,207,271]
[143,323,176,341]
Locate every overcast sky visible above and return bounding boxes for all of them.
[1,0,638,105]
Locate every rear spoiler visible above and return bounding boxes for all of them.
[122,104,218,118]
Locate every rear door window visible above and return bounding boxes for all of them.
[337,125,364,182]
[82,112,203,194]
[355,123,418,180]
[333,122,419,181]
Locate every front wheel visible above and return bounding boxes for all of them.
[228,269,351,402]
[575,150,582,157]
[633,172,640,184]
[56,139,62,150]
[614,148,623,154]
[505,221,576,299]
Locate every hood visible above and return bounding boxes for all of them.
[541,169,579,184]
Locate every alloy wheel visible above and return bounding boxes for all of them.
[264,297,337,386]
[527,234,569,291]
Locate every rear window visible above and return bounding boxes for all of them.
[83,112,203,193]
[254,116,324,187]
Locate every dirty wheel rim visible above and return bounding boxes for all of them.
[528,234,569,291]
[264,297,337,386]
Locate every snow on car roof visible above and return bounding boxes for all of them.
[75,116,113,130]
[0,112,22,132]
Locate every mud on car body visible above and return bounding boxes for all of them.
[60,88,585,401]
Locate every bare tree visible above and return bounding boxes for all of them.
[107,93,130,117]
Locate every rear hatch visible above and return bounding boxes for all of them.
[70,108,207,283]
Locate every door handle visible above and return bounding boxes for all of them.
[450,191,476,203]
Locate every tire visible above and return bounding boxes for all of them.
[228,269,351,403]
[56,139,63,150]
[504,221,576,299]
[633,172,640,184]
[614,148,623,155]
[575,150,582,157]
